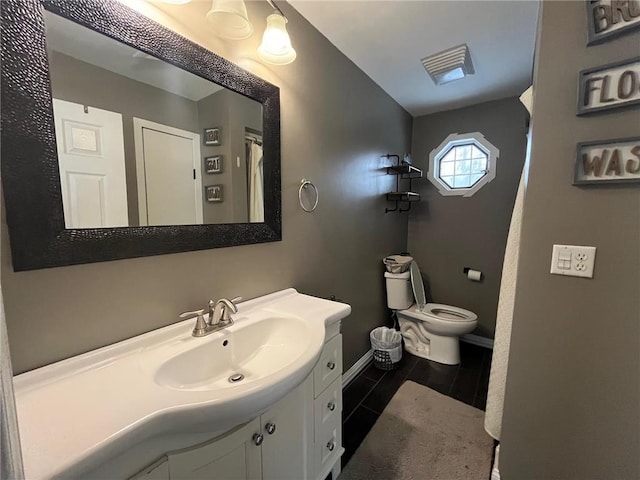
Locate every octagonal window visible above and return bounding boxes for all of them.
[427,132,499,197]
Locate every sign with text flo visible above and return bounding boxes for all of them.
[577,57,640,115]
[575,137,640,185]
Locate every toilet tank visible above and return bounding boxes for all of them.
[384,271,413,310]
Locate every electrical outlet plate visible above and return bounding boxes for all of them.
[550,245,597,278]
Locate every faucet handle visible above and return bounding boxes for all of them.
[179,308,206,320]
[179,309,208,335]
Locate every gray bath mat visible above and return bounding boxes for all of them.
[341,381,493,480]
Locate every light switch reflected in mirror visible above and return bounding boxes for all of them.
[45,11,264,228]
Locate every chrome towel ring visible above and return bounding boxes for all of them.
[298,179,319,212]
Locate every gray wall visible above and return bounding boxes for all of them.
[197,90,261,224]
[2,1,411,374]
[197,90,233,224]
[48,51,200,226]
[500,2,640,478]
[408,97,528,338]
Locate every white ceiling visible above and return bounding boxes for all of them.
[45,11,223,102]
[289,0,540,116]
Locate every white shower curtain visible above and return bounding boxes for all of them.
[484,86,533,440]
[484,169,525,440]
[1,283,24,479]
[249,142,264,223]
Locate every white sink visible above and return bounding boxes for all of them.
[155,316,313,391]
[13,289,351,480]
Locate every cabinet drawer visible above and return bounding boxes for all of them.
[314,377,341,442]
[314,422,342,477]
[314,334,342,397]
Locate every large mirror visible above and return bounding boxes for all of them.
[46,12,265,228]
[1,0,281,270]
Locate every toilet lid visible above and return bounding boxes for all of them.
[409,261,427,310]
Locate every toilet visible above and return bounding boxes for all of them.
[385,261,478,365]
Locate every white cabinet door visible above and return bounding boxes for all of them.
[169,418,262,480]
[261,377,313,480]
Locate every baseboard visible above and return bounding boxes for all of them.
[461,334,494,349]
[342,349,373,388]
[491,444,501,480]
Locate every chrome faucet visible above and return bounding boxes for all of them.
[209,297,242,325]
[179,297,242,337]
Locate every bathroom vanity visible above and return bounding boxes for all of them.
[135,332,343,480]
[13,290,349,480]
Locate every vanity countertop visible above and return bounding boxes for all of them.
[13,288,350,479]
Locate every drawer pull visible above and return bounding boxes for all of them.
[265,422,276,435]
[253,433,264,446]
[327,402,336,411]
[326,361,336,370]
[326,441,335,452]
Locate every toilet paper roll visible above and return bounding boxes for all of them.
[467,269,482,281]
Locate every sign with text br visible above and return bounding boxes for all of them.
[587,0,640,44]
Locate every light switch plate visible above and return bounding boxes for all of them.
[550,245,597,278]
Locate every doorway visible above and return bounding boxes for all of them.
[133,118,203,226]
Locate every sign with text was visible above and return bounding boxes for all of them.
[575,137,640,185]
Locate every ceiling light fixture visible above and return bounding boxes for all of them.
[257,1,296,65]
[206,0,254,40]
[421,44,474,86]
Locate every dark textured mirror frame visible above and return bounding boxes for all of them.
[1,0,281,271]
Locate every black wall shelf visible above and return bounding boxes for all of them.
[384,154,422,213]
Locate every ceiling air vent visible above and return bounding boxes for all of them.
[421,44,474,86]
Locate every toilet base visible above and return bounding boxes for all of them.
[399,318,461,365]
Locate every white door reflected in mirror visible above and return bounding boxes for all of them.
[53,99,129,229]
[133,119,203,226]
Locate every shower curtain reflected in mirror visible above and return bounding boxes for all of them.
[249,142,264,223]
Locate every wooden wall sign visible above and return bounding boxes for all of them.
[574,137,640,185]
[577,57,640,115]
[587,0,640,45]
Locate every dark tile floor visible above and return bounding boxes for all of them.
[341,341,493,469]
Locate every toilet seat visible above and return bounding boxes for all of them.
[421,303,477,323]
[409,261,477,323]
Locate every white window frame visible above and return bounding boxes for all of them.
[427,132,499,197]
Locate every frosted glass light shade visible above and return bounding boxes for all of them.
[206,0,253,40]
[258,14,296,65]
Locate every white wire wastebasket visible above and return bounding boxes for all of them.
[370,327,402,370]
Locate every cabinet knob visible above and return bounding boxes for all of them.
[326,361,336,370]
[265,422,276,435]
[253,433,264,446]
[326,441,335,452]
[327,402,336,411]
